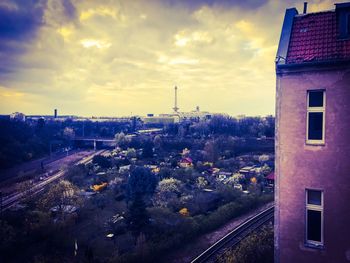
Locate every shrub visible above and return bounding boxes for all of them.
[65,164,88,187]
[92,155,111,169]
[218,225,274,263]
[179,208,190,217]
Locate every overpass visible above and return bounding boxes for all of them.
[73,137,116,150]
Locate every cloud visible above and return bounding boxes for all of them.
[0,0,44,41]
[0,0,348,116]
[0,0,77,81]
[161,0,269,11]
[80,39,111,49]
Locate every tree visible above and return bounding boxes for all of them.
[37,117,45,129]
[158,167,172,179]
[164,123,179,135]
[63,127,75,140]
[153,135,162,151]
[204,140,219,162]
[216,184,241,203]
[127,167,158,199]
[261,163,272,176]
[258,154,270,163]
[16,180,34,202]
[0,220,15,250]
[177,125,186,138]
[126,148,137,159]
[263,115,275,137]
[190,122,210,138]
[153,178,182,208]
[196,177,208,189]
[114,132,129,148]
[66,164,87,187]
[128,194,148,236]
[142,140,154,158]
[208,115,237,135]
[38,180,82,220]
[226,173,245,185]
[157,178,182,193]
[24,210,51,237]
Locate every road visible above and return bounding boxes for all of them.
[1,149,107,211]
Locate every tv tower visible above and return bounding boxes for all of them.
[173,86,179,113]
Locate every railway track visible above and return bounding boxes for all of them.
[1,150,108,211]
[191,206,274,263]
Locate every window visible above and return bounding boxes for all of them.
[306,189,324,247]
[307,90,325,144]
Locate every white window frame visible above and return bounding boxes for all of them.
[306,90,326,145]
[305,189,324,247]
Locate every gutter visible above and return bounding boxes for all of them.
[276,59,350,74]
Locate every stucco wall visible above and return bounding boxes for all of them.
[275,67,350,263]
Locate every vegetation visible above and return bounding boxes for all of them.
[0,114,275,262]
[0,118,131,170]
[218,225,274,263]
[127,167,158,199]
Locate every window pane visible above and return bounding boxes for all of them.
[308,112,323,140]
[307,190,322,205]
[308,91,324,107]
[307,210,322,242]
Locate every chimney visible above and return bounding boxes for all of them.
[303,2,308,14]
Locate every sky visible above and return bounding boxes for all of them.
[0,0,347,117]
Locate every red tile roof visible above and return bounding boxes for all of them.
[180,157,193,163]
[286,11,350,64]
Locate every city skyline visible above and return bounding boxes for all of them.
[0,0,346,117]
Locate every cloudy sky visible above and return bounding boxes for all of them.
[0,0,346,117]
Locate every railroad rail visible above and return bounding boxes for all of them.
[191,205,274,263]
[1,150,108,211]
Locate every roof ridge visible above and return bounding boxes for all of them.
[295,9,334,17]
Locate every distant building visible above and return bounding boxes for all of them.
[142,115,178,124]
[275,3,350,263]
[175,109,212,121]
[10,112,25,122]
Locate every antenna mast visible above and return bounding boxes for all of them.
[173,86,179,113]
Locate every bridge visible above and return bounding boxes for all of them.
[73,137,116,150]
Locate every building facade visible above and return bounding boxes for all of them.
[275,3,350,263]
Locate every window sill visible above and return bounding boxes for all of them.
[305,242,324,250]
[305,141,325,146]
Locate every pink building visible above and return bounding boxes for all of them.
[275,3,350,263]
